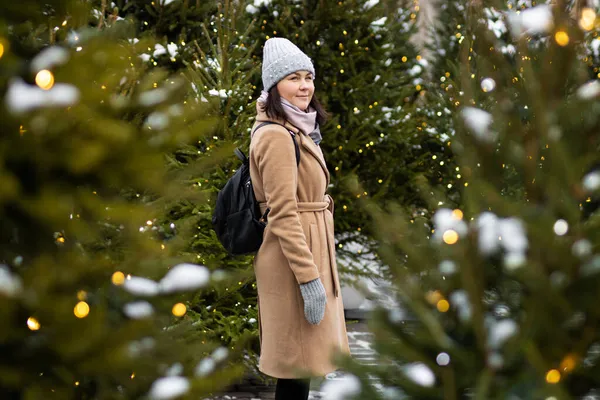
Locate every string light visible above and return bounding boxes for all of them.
[0,41,4,59]
[35,70,55,90]
[579,8,596,31]
[560,354,577,373]
[172,303,187,317]
[426,290,443,304]
[437,299,450,312]
[546,369,561,383]
[555,31,569,47]
[74,301,90,318]
[27,317,41,331]
[112,271,125,285]
[443,230,459,244]
[452,209,463,220]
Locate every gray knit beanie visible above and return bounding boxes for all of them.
[262,38,316,91]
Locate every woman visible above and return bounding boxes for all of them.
[249,38,351,400]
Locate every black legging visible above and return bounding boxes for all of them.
[275,378,311,400]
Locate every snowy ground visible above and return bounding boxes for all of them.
[206,322,376,400]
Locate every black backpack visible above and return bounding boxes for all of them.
[212,122,300,255]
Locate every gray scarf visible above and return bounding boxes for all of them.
[257,91,322,146]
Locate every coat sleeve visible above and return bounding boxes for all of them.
[253,126,320,285]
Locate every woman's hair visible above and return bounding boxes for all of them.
[261,85,330,126]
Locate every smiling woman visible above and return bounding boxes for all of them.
[277,71,314,111]
[258,38,328,134]
[248,38,350,400]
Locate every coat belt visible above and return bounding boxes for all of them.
[259,195,340,297]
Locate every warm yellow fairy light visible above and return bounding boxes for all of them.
[112,271,125,285]
[555,31,570,46]
[35,69,55,90]
[452,209,464,220]
[443,230,459,244]
[437,300,450,312]
[546,369,561,383]
[560,354,577,373]
[426,290,443,304]
[172,303,187,317]
[74,301,90,318]
[0,42,4,59]
[27,317,41,331]
[77,290,87,301]
[580,8,596,31]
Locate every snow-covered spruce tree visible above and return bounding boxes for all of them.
[328,2,600,398]
[88,0,218,73]
[0,1,245,398]
[87,0,267,380]
[169,0,266,376]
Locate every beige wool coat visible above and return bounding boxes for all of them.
[249,106,350,379]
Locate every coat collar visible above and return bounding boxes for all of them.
[255,104,330,186]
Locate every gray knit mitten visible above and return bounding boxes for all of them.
[299,278,327,325]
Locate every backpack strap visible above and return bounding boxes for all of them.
[234,148,247,163]
[251,121,301,225]
[251,121,300,166]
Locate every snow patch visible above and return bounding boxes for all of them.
[0,265,22,297]
[321,373,361,399]
[508,5,553,36]
[211,347,229,362]
[123,301,154,319]
[461,107,494,142]
[195,358,215,377]
[583,171,600,191]
[6,78,80,114]
[148,376,190,400]
[476,212,528,263]
[139,88,169,107]
[403,363,435,387]
[363,0,379,10]
[487,319,518,348]
[577,80,600,100]
[159,263,210,293]
[146,112,169,130]
[153,44,167,57]
[123,277,160,296]
[31,46,70,71]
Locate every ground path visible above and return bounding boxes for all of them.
[206,321,375,400]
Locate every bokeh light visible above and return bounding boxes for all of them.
[172,303,187,317]
[443,230,459,244]
[27,317,41,331]
[35,69,55,90]
[112,271,125,285]
[74,301,90,318]
[546,369,561,384]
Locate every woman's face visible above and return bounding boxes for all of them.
[276,70,314,111]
